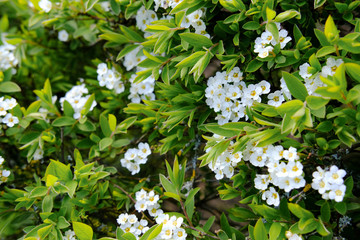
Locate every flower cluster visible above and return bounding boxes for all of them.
[120,142,151,175]
[299,57,343,96]
[155,213,187,240]
[136,6,158,32]
[134,189,163,217]
[180,9,209,38]
[154,0,183,11]
[123,47,146,72]
[62,230,76,240]
[0,155,11,185]
[311,165,347,202]
[206,136,242,180]
[244,144,305,206]
[117,213,149,238]
[97,63,125,94]
[128,74,156,103]
[59,84,97,119]
[0,97,19,128]
[0,39,18,72]
[205,67,271,125]
[254,23,292,58]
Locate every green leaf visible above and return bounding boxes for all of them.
[85,0,100,12]
[164,192,181,201]
[52,117,77,127]
[316,46,336,58]
[110,0,121,14]
[139,223,163,240]
[80,94,95,116]
[254,218,268,240]
[314,0,326,9]
[0,81,21,93]
[176,51,206,68]
[243,21,260,30]
[334,202,347,215]
[274,10,300,23]
[314,29,331,46]
[184,187,200,206]
[73,222,93,240]
[100,114,112,137]
[108,114,117,132]
[345,63,360,83]
[29,186,48,198]
[266,21,279,43]
[306,96,329,110]
[37,224,53,239]
[288,203,314,219]
[246,59,263,72]
[42,195,53,213]
[282,72,308,101]
[320,202,331,222]
[99,137,113,151]
[269,223,282,240]
[266,7,276,21]
[324,15,339,43]
[316,217,330,236]
[159,174,177,194]
[179,33,213,48]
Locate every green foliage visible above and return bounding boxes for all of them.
[1,0,360,239]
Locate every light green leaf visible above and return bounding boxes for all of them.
[179,33,213,48]
[282,71,308,101]
[254,218,268,240]
[73,222,93,240]
[274,10,300,22]
[52,117,77,127]
[85,0,100,12]
[99,137,113,151]
[0,81,21,93]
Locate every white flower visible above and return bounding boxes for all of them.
[1,169,11,178]
[39,0,52,13]
[325,165,346,185]
[62,230,76,240]
[268,90,284,107]
[125,148,139,160]
[287,161,303,177]
[283,147,299,161]
[321,58,344,77]
[58,30,69,42]
[135,200,148,212]
[258,46,274,58]
[173,228,187,240]
[2,113,19,127]
[97,63,108,75]
[0,156,4,165]
[128,214,138,224]
[147,190,159,205]
[33,148,44,160]
[299,63,312,79]
[4,98,17,110]
[263,187,280,206]
[117,213,129,225]
[328,184,346,202]
[254,174,269,190]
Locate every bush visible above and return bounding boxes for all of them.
[0,0,360,239]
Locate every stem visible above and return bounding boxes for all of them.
[113,183,136,204]
[183,224,220,239]
[335,45,340,57]
[179,195,194,227]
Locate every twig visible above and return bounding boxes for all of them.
[113,183,136,204]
